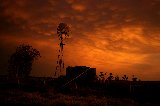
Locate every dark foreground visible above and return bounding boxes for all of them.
[0,85,159,106]
[0,89,138,106]
[0,76,160,106]
[0,88,151,106]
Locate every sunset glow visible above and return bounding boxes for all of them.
[0,0,160,80]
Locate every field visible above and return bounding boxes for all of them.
[0,88,139,106]
[0,86,160,106]
[0,76,160,106]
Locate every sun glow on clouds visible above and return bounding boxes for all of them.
[64,26,147,74]
[74,25,156,79]
[0,0,160,80]
[71,4,86,12]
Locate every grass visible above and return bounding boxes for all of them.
[0,88,143,106]
[0,85,159,106]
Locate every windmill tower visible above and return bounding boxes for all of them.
[55,23,70,77]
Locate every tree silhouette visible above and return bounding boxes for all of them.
[99,72,104,80]
[132,75,137,82]
[107,73,114,81]
[8,44,41,78]
[122,75,128,81]
[115,75,120,81]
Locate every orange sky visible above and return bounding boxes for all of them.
[0,0,160,80]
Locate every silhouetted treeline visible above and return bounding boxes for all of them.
[8,44,41,83]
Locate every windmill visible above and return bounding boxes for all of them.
[55,23,70,77]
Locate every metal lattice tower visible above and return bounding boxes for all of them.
[55,23,70,77]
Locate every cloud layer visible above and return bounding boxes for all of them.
[0,0,160,80]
